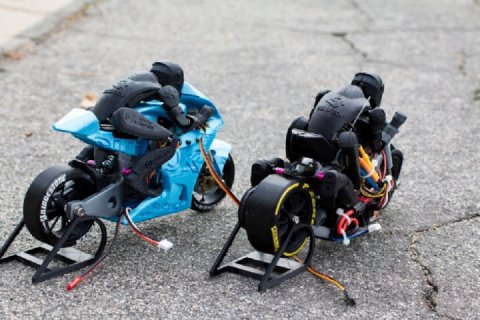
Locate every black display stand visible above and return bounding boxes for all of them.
[210,222,315,292]
[0,216,107,283]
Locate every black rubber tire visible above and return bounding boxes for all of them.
[23,166,97,247]
[191,154,235,212]
[241,175,316,256]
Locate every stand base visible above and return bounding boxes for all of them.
[0,217,107,284]
[210,222,315,292]
[1,243,93,270]
[216,250,307,291]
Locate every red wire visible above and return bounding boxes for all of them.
[124,210,160,246]
[336,209,358,235]
[67,213,124,291]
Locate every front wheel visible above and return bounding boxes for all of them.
[23,166,97,247]
[191,154,235,212]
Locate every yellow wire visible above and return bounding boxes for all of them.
[293,255,346,291]
[308,268,345,291]
[360,180,387,198]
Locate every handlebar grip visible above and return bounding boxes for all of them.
[184,106,214,131]
[381,112,407,146]
[199,106,214,119]
[390,112,407,129]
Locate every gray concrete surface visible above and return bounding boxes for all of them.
[0,0,92,55]
[0,0,479,319]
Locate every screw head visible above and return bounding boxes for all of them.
[75,207,86,217]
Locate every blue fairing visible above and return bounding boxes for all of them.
[53,82,231,223]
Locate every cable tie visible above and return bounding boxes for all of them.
[361,168,376,179]
[336,208,351,224]
[341,230,350,246]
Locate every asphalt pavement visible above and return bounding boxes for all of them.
[0,0,479,319]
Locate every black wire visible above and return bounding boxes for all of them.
[76,213,124,280]
[343,290,356,306]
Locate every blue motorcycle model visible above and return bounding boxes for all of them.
[2,62,235,285]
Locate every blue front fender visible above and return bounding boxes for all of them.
[210,139,232,173]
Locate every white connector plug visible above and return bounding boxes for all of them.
[158,239,173,252]
[368,223,382,233]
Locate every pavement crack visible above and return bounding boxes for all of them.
[331,32,368,63]
[409,213,480,314]
[415,213,480,233]
[347,0,373,21]
[474,89,480,101]
[409,233,438,312]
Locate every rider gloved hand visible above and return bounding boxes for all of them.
[157,85,191,128]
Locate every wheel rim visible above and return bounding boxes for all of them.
[276,190,312,255]
[193,158,233,206]
[193,166,221,204]
[43,176,95,242]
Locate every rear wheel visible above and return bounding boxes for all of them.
[23,166,97,247]
[191,154,235,212]
[240,175,315,256]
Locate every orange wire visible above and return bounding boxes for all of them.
[198,137,240,206]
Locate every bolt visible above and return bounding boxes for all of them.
[75,207,86,217]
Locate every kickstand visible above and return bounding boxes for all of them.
[0,216,107,283]
[210,222,315,292]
